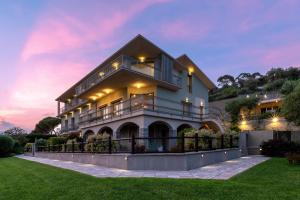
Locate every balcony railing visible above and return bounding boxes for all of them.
[75,55,182,96]
[60,99,88,114]
[61,125,79,132]
[79,95,210,126]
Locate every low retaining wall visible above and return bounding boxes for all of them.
[25,148,241,171]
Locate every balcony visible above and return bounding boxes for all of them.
[79,95,208,126]
[61,125,79,133]
[75,55,182,96]
[60,98,88,114]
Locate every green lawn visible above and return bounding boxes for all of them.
[0,157,299,200]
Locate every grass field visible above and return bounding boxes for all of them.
[0,157,299,200]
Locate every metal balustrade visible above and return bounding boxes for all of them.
[78,95,212,126]
[34,135,239,154]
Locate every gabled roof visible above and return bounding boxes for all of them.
[176,54,216,90]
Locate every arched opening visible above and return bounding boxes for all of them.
[98,126,113,136]
[117,122,139,138]
[177,124,193,136]
[83,130,95,142]
[148,121,171,152]
[200,121,223,133]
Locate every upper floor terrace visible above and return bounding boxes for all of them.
[74,54,182,97]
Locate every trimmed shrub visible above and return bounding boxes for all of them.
[13,142,23,154]
[0,135,15,157]
[66,132,82,142]
[48,137,67,146]
[24,143,33,152]
[65,139,80,152]
[36,138,48,147]
[261,139,300,157]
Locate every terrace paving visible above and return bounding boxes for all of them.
[17,155,269,180]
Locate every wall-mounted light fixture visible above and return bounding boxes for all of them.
[188,67,194,75]
[86,103,91,110]
[200,101,204,107]
[99,71,105,77]
[112,62,119,69]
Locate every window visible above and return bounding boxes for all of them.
[130,93,154,110]
[112,99,123,116]
[71,117,75,129]
[99,105,109,119]
[187,74,192,93]
[182,102,191,116]
[64,120,68,130]
[103,107,109,119]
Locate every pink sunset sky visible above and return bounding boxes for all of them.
[0,0,300,131]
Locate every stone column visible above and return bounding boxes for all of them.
[239,132,248,155]
[138,128,149,150]
[169,129,177,151]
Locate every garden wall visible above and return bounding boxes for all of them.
[25,148,241,171]
[245,130,300,155]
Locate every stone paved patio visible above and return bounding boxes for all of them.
[17,155,269,180]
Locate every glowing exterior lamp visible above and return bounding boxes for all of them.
[70,111,74,117]
[200,101,204,107]
[185,97,189,102]
[272,117,279,123]
[99,71,105,77]
[87,103,92,110]
[241,120,247,125]
[188,67,194,75]
[264,94,268,99]
[103,88,113,94]
[96,93,104,97]
[112,62,119,69]
[67,99,71,103]
[77,107,82,114]
[133,82,145,89]
[138,56,146,62]
[89,96,98,101]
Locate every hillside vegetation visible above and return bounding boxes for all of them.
[210,67,300,101]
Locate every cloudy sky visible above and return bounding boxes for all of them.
[0,0,300,130]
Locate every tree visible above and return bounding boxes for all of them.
[3,127,28,146]
[266,68,285,82]
[31,117,61,135]
[225,97,258,124]
[280,80,299,95]
[3,127,27,136]
[217,75,235,88]
[235,73,252,88]
[281,84,300,126]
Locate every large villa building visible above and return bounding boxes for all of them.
[56,35,221,141]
